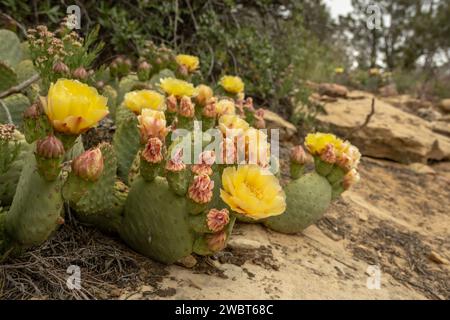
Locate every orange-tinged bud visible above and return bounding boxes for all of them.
[52,60,69,74]
[179,96,194,118]
[206,231,227,252]
[141,137,164,164]
[166,95,178,113]
[188,174,214,204]
[206,208,230,232]
[72,148,104,182]
[290,145,307,165]
[72,67,88,80]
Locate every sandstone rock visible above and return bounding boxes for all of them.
[439,99,450,113]
[428,251,449,265]
[318,83,348,98]
[263,109,297,140]
[429,121,450,137]
[378,84,398,97]
[227,238,262,250]
[317,91,450,163]
[176,255,197,268]
[416,108,442,121]
[408,163,436,175]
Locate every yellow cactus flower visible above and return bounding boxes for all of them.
[218,114,249,135]
[124,90,165,113]
[220,165,286,220]
[41,79,109,135]
[305,132,361,171]
[159,77,195,98]
[304,132,345,156]
[335,67,345,74]
[215,99,236,116]
[219,75,245,94]
[175,54,200,72]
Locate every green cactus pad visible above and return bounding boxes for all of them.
[120,176,194,264]
[0,61,18,93]
[263,172,332,234]
[0,94,30,126]
[102,85,118,119]
[0,130,31,205]
[63,143,117,214]
[15,59,37,83]
[0,29,22,67]
[113,113,140,182]
[5,150,64,247]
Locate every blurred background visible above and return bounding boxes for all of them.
[1,0,449,126]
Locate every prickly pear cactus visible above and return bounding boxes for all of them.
[0,61,18,92]
[0,94,30,126]
[0,126,31,205]
[5,150,64,248]
[262,133,362,234]
[0,29,22,67]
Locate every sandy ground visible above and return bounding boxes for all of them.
[117,157,449,300]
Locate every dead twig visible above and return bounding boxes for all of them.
[0,74,40,99]
[344,98,376,140]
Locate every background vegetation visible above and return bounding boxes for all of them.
[1,0,449,114]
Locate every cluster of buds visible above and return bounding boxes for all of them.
[140,41,176,72]
[110,55,132,79]
[236,97,266,129]
[28,26,67,68]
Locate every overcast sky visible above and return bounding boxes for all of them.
[324,0,354,20]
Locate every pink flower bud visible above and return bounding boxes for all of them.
[52,60,69,74]
[36,135,65,158]
[72,67,88,80]
[188,174,214,204]
[343,169,360,190]
[320,143,336,164]
[191,151,216,175]
[206,208,230,232]
[207,231,227,252]
[166,95,178,113]
[254,108,266,129]
[141,137,164,164]
[166,148,186,172]
[72,148,104,181]
[23,102,43,119]
[290,145,307,165]
[179,96,194,118]
[202,98,217,118]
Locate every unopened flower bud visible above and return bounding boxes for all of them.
[166,148,186,172]
[206,231,227,252]
[72,148,104,182]
[290,145,307,165]
[52,60,69,74]
[202,98,217,118]
[166,95,178,113]
[191,151,216,175]
[206,208,230,232]
[343,169,360,190]
[179,96,195,118]
[36,135,65,158]
[195,85,213,106]
[137,60,152,81]
[142,137,164,164]
[72,67,88,80]
[23,102,43,119]
[320,143,336,164]
[254,108,266,129]
[188,174,214,204]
